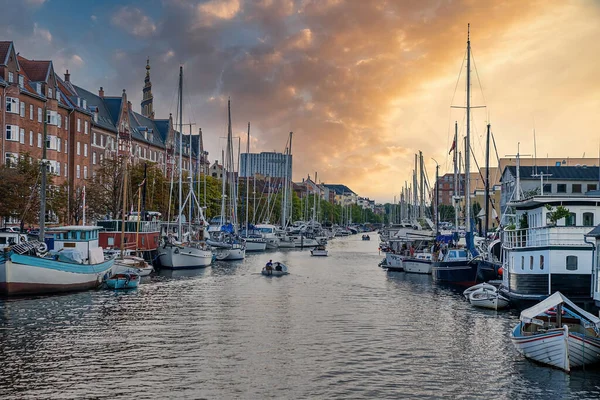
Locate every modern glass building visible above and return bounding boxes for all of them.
[240,152,292,178]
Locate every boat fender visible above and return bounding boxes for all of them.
[174,248,180,254]
[37,242,48,253]
[546,307,566,316]
[20,235,27,243]
[498,267,503,276]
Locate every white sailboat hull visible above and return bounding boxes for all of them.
[215,247,246,261]
[403,259,432,274]
[158,244,212,269]
[293,237,319,248]
[113,262,153,277]
[385,253,404,268]
[265,238,280,249]
[245,240,267,252]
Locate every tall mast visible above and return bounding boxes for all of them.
[40,105,47,241]
[313,172,317,223]
[419,150,424,219]
[288,132,293,225]
[245,122,250,237]
[465,24,472,236]
[282,140,289,227]
[220,148,226,226]
[188,123,193,234]
[453,121,459,231]
[177,66,183,240]
[413,154,418,221]
[484,123,491,238]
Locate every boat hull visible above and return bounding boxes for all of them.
[158,245,212,269]
[0,254,114,296]
[469,290,509,310]
[215,247,246,261]
[476,260,501,282]
[403,259,432,274]
[245,240,267,252]
[311,250,328,256]
[106,274,141,290]
[432,261,477,286]
[293,237,318,248]
[113,262,153,277]
[385,253,404,268]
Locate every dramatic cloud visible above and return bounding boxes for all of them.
[111,7,157,37]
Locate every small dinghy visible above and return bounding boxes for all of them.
[462,282,498,300]
[310,245,328,257]
[362,235,370,241]
[262,262,289,276]
[510,292,600,372]
[112,255,153,277]
[468,288,509,310]
[105,272,141,290]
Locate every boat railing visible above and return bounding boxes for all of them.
[97,220,162,233]
[502,226,594,249]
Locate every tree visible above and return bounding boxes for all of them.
[438,204,455,222]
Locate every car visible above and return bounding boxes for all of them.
[28,229,40,236]
[3,227,20,233]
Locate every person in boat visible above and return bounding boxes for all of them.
[265,260,273,271]
[275,263,282,272]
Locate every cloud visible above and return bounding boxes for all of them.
[111,6,157,37]
[24,0,46,7]
[33,22,52,42]
[195,0,241,27]
[91,15,97,22]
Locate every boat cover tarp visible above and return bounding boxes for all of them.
[520,291,600,329]
[220,223,234,233]
[50,249,84,264]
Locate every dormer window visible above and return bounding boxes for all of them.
[48,88,53,99]
[8,72,14,83]
[76,97,81,107]
[36,83,41,95]
[56,89,60,101]
[82,99,87,109]
[18,75,24,88]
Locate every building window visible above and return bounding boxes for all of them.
[29,131,33,146]
[540,255,544,270]
[5,152,17,167]
[20,101,25,117]
[566,213,576,227]
[57,138,61,152]
[37,133,42,148]
[556,184,566,193]
[84,121,88,134]
[83,166,88,179]
[6,125,19,141]
[93,152,96,165]
[48,88,53,98]
[77,118,81,132]
[93,132,96,145]
[29,104,33,120]
[8,72,14,83]
[65,140,68,154]
[588,184,598,193]
[19,128,24,144]
[77,142,81,155]
[583,212,594,227]
[76,165,80,178]
[84,144,88,157]
[38,107,42,122]
[18,75,24,87]
[64,163,68,177]
[6,97,19,114]
[566,255,578,271]
[572,184,582,193]
[58,114,62,128]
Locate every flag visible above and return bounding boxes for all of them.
[449,140,456,154]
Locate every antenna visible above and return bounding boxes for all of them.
[505,142,532,201]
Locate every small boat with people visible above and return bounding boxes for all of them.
[510,291,600,372]
[262,260,289,276]
[362,234,370,241]
[310,245,328,257]
[105,272,141,290]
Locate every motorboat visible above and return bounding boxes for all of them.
[310,245,328,257]
[403,253,433,274]
[362,234,370,241]
[261,262,289,276]
[432,248,476,286]
[510,292,600,372]
[105,272,141,290]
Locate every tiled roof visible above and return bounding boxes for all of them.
[0,41,12,66]
[503,166,600,181]
[587,225,600,237]
[72,84,117,132]
[18,56,51,82]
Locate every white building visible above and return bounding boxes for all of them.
[240,152,292,179]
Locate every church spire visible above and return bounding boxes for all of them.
[141,57,154,119]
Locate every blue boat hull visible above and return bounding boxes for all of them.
[432,261,477,286]
[106,275,140,290]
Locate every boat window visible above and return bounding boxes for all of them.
[572,184,582,193]
[543,183,552,194]
[583,212,594,227]
[69,231,77,240]
[521,256,524,270]
[540,255,544,270]
[566,255,578,271]
[0,237,6,245]
[108,237,114,246]
[556,184,567,193]
[566,213,576,227]
[530,256,534,270]
[458,250,467,258]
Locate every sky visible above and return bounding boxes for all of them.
[2,0,600,203]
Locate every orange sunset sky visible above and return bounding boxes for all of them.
[5,0,600,202]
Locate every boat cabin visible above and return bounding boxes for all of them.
[47,226,105,265]
[0,232,27,249]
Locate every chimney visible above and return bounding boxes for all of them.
[64,70,70,82]
[99,87,104,98]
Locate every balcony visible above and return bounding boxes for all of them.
[502,226,593,249]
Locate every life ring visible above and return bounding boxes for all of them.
[37,242,48,253]
[20,235,27,243]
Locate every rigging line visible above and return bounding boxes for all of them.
[445,46,468,173]
[470,48,488,109]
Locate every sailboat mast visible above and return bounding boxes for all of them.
[454,121,459,231]
[220,148,226,226]
[245,122,250,237]
[40,105,47,240]
[189,123,193,233]
[288,132,293,225]
[465,24,472,235]
[484,123,491,238]
[282,144,289,227]
[178,66,183,240]
[313,172,317,223]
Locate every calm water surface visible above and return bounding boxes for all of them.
[1,234,600,399]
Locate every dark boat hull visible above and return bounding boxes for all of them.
[476,260,501,283]
[432,260,477,287]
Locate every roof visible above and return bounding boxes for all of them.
[503,165,600,182]
[72,85,117,132]
[0,41,12,66]
[586,225,600,237]
[48,225,103,232]
[322,184,356,195]
[520,291,600,328]
[17,56,51,82]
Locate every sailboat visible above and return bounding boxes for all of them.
[206,99,246,261]
[158,66,213,269]
[0,107,113,295]
[432,25,479,286]
[242,123,267,252]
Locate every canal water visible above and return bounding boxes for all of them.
[1,234,600,399]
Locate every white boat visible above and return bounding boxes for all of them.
[402,253,433,274]
[510,292,600,372]
[254,224,280,249]
[244,237,267,252]
[112,255,154,277]
[215,246,246,261]
[385,252,404,271]
[276,233,296,248]
[159,239,213,269]
[310,245,328,257]
[262,262,289,276]
[463,282,498,300]
[292,235,319,248]
[0,227,114,296]
[468,288,509,310]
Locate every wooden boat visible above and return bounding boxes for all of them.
[112,255,153,277]
[105,272,141,290]
[468,288,509,310]
[510,292,600,372]
[262,263,289,276]
[310,245,328,257]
